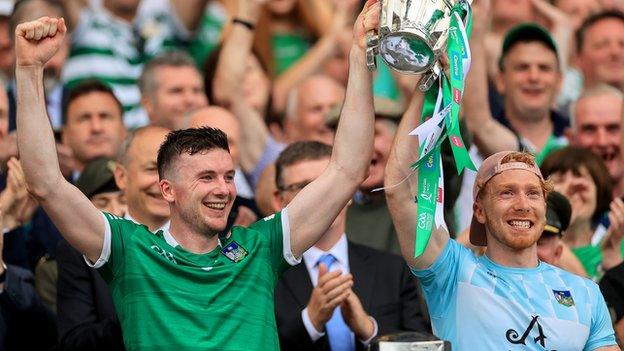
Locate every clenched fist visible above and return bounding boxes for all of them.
[15,17,67,68]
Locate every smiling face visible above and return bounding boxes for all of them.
[578,18,624,88]
[497,42,561,122]
[162,149,237,237]
[550,167,597,224]
[570,93,622,181]
[116,127,170,225]
[475,169,547,251]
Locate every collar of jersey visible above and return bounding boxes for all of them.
[479,253,544,274]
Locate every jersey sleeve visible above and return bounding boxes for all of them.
[410,239,466,319]
[87,212,140,282]
[248,208,300,277]
[584,282,617,351]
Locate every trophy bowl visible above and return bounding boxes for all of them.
[368,0,470,84]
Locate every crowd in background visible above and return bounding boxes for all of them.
[2,0,624,349]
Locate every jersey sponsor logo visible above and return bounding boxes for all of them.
[505,315,548,349]
[150,245,177,264]
[553,289,575,307]
[222,241,248,263]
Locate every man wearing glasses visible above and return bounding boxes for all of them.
[273,141,429,351]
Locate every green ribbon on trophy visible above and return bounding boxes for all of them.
[410,3,476,258]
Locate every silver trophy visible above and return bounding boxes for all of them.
[366,0,471,91]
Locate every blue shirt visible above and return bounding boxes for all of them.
[412,240,616,350]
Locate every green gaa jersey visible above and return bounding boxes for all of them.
[92,210,298,350]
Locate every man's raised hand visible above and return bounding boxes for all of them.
[15,17,67,68]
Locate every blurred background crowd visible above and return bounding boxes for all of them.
[2,0,624,349]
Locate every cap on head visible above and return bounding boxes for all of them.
[499,23,559,70]
[75,157,119,199]
[543,191,571,237]
[469,151,545,246]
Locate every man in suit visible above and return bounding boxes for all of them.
[0,209,57,350]
[56,157,126,350]
[273,141,429,351]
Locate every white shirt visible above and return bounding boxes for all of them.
[300,234,378,347]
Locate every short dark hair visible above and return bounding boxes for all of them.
[541,146,613,223]
[274,141,332,190]
[576,10,624,53]
[62,80,124,125]
[157,127,230,179]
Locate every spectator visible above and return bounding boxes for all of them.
[57,157,126,350]
[576,11,624,94]
[139,51,207,130]
[600,261,624,342]
[0,1,12,81]
[62,80,128,179]
[566,85,624,197]
[385,84,617,349]
[0,76,14,175]
[0,209,58,351]
[61,0,209,127]
[254,74,345,216]
[282,74,345,145]
[273,141,429,350]
[326,96,403,254]
[536,191,572,266]
[467,23,567,161]
[114,126,170,232]
[254,0,333,77]
[0,158,38,270]
[541,146,619,279]
[14,6,378,348]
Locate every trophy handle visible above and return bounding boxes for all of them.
[366,32,380,71]
[418,62,441,92]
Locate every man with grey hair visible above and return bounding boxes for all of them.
[283,74,345,145]
[114,125,171,232]
[566,84,624,197]
[139,50,207,130]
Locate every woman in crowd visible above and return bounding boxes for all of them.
[542,146,624,280]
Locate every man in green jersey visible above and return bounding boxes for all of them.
[14,2,380,349]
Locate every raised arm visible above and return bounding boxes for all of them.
[170,0,211,32]
[213,0,270,174]
[286,0,378,258]
[15,17,104,262]
[384,86,449,269]
[271,0,357,113]
[463,0,518,156]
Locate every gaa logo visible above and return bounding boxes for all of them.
[450,135,463,148]
[453,88,462,104]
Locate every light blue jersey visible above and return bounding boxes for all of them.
[412,240,616,350]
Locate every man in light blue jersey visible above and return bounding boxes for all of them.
[385,86,619,350]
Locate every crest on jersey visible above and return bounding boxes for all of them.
[222,241,248,263]
[553,289,575,307]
